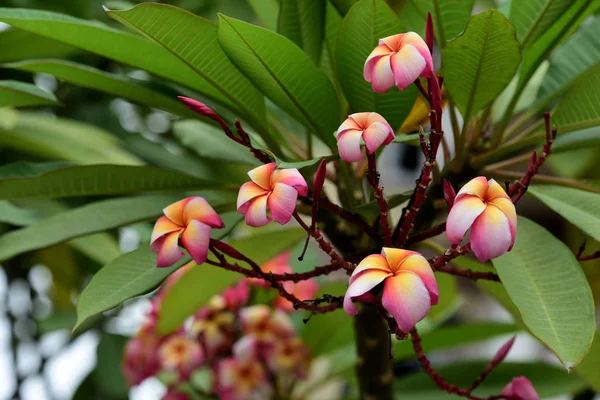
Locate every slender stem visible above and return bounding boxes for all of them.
[306,128,313,159]
[449,102,463,171]
[406,222,446,245]
[366,153,392,246]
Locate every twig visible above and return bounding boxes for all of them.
[406,222,446,245]
[576,239,600,261]
[366,153,392,246]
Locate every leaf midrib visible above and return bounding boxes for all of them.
[519,0,553,48]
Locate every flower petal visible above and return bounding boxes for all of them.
[379,34,404,50]
[337,129,364,162]
[244,194,271,227]
[382,271,431,333]
[363,121,394,154]
[151,216,182,248]
[488,197,517,249]
[267,183,298,225]
[180,219,211,264]
[470,205,513,262]
[237,182,269,213]
[455,176,489,202]
[370,55,395,93]
[183,197,224,228]
[381,248,417,272]
[364,44,393,82]
[350,254,391,284]
[163,198,189,226]
[344,269,392,315]
[398,254,438,305]
[446,195,486,244]
[156,231,184,268]
[248,162,276,190]
[337,115,362,134]
[271,169,308,196]
[486,178,511,201]
[390,44,426,90]
[510,377,539,400]
[400,32,434,76]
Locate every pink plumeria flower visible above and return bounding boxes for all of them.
[158,335,204,380]
[335,112,394,162]
[122,326,162,387]
[446,177,517,262]
[239,305,296,344]
[191,295,237,359]
[237,163,308,227]
[151,197,224,267]
[364,32,434,92]
[247,252,293,288]
[275,279,319,312]
[344,248,438,333]
[502,377,540,400]
[265,337,311,378]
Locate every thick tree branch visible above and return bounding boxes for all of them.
[367,153,392,246]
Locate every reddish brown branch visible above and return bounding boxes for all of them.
[314,195,381,244]
[406,222,446,245]
[576,240,600,261]
[434,265,500,281]
[366,153,392,246]
[234,120,273,164]
[509,113,556,204]
[410,328,507,400]
[428,243,499,282]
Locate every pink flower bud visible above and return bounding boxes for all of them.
[446,177,517,262]
[344,247,438,332]
[425,13,434,53]
[364,32,434,92]
[237,163,308,227]
[344,248,438,333]
[177,96,230,133]
[502,377,539,400]
[151,197,225,267]
[158,335,204,380]
[443,179,456,209]
[492,336,516,365]
[335,113,395,162]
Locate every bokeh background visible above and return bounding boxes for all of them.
[0,0,598,399]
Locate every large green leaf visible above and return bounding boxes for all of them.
[510,0,573,49]
[336,0,416,129]
[537,17,600,103]
[0,113,142,165]
[395,362,585,399]
[575,333,600,392]
[157,228,306,334]
[443,10,521,121]
[0,80,59,107]
[0,163,219,200]
[248,0,279,30]
[0,193,234,262]
[0,7,253,119]
[74,211,241,332]
[552,64,600,134]
[551,127,600,154]
[278,0,326,64]
[0,29,77,63]
[217,15,340,147]
[106,4,275,149]
[173,120,259,165]
[491,217,596,368]
[528,185,600,242]
[4,59,197,118]
[0,201,41,225]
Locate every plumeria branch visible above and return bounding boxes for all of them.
[366,153,392,246]
[427,243,500,282]
[410,327,511,400]
[406,221,446,245]
[576,239,600,262]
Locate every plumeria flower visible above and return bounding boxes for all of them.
[446,177,517,262]
[151,197,224,267]
[158,335,204,380]
[335,112,395,162]
[344,248,438,333]
[502,377,539,400]
[247,252,293,288]
[237,163,308,227]
[266,337,311,378]
[190,295,237,359]
[364,32,434,92]
[239,305,296,344]
[122,326,162,387]
[275,279,319,312]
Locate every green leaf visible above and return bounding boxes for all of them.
[537,17,600,104]
[0,163,219,200]
[336,0,416,129]
[553,63,600,134]
[106,3,274,149]
[0,194,232,262]
[0,29,77,63]
[0,112,142,165]
[575,332,600,392]
[395,362,585,399]
[528,185,600,242]
[74,211,241,332]
[354,191,412,219]
[4,59,197,118]
[491,217,596,368]
[510,0,573,49]
[0,7,241,117]
[0,201,41,225]
[0,80,59,107]
[550,127,600,153]
[278,0,326,64]
[173,120,259,165]
[217,14,340,148]
[93,334,128,397]
[443,10,521,121]
[392,133,420,144]
[329,0,357,16]
[427,273,458,322]
[248,0,279,30]
[157,228,306,334]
